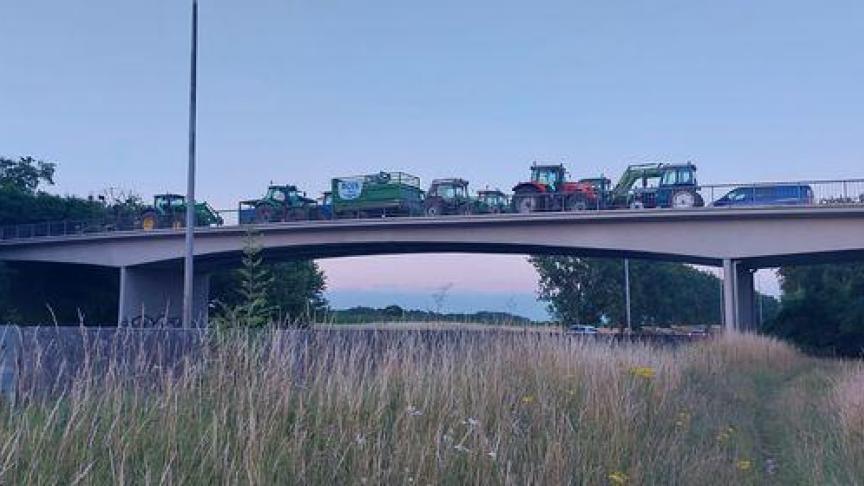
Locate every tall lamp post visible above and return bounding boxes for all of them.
[182,0,198,328]
[624,258,632,332]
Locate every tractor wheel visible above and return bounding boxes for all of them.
[671,190,698,208]
[425,204,442,217]
[514,195,539,214]
[629,200,645,210]
[566,196,588,211]
[141,211,159,231]
[255,204,275,223]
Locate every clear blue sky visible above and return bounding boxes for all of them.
[2,0,862,319]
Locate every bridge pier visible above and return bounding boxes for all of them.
[722,259,757,332]
[118,267,209,327]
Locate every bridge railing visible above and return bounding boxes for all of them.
[2,178,864,242]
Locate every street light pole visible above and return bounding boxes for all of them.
[624,258,632,332]
[182,0,198,328]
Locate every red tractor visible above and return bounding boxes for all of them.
[511,163,599,213]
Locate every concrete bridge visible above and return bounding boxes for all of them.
[1,206,863,330]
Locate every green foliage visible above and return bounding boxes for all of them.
[210,237,327,325]
[0,156,55,193]
[268,261,328,320]
[531,256,724,328]
[212,232,275,329]
[768,263,864,357]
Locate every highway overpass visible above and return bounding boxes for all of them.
[2,206,864,330]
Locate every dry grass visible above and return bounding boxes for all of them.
[0,330,859,485]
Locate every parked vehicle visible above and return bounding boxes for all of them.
[239,184,319,224]
[425,178,475,216]
[512,163,600,213]
[331,171,425,218]
[566,324,599,335]
[609,162,704,209]
[713,184,814,207]
[140,194,223,230]
[476,189,510,214]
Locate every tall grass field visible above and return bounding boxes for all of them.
[0,330,861,485]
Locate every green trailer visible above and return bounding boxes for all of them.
[331,171,425,218]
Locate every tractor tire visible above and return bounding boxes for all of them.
[425,204,442,217]
[141,211,159,231]
[513,194,540,214]
[629,200,645,210]
[566,196,588,211]
[670,190,698,208]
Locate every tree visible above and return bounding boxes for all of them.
[209,233,328,328]
[268,261,327,322]
[531,256,725,328]
[0,156,55,193]
[768,263,864,356]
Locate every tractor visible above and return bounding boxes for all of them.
[140,194,223,230]
[608,162,704,209]
[239,184,319,224]
[511,163,599,213]
[424,178,476,216]
[476,189,510,214]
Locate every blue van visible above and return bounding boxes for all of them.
[713,184,814,207]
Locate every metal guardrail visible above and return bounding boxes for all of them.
[1,178,863,242]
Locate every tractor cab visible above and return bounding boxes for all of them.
[530,164,566,191]
[153,193,186,210]
[659,164,697,188]
[265,185,315,206]
[428,178,470,201]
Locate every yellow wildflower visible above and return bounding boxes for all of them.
[608,471,629,485]
[628,367,656,379]
[736,459,752,471]
[521,395,536,404]
[675,411,691,428]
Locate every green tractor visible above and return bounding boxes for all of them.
[424,178,476,216]
[239,184,319,224]
[476,189,510,214]
[140,194,223,230]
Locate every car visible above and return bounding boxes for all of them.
[566,324,599,335]
[712,184,814,207]
[687,329,710,338]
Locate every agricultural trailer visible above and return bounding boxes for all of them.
[331,171,424,218]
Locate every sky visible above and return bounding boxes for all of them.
[1,0,862,319]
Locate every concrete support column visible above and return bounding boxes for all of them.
[722,259,737,331]
[736,264,756,331]
[722,259,758,332]
[118,267,209,327]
